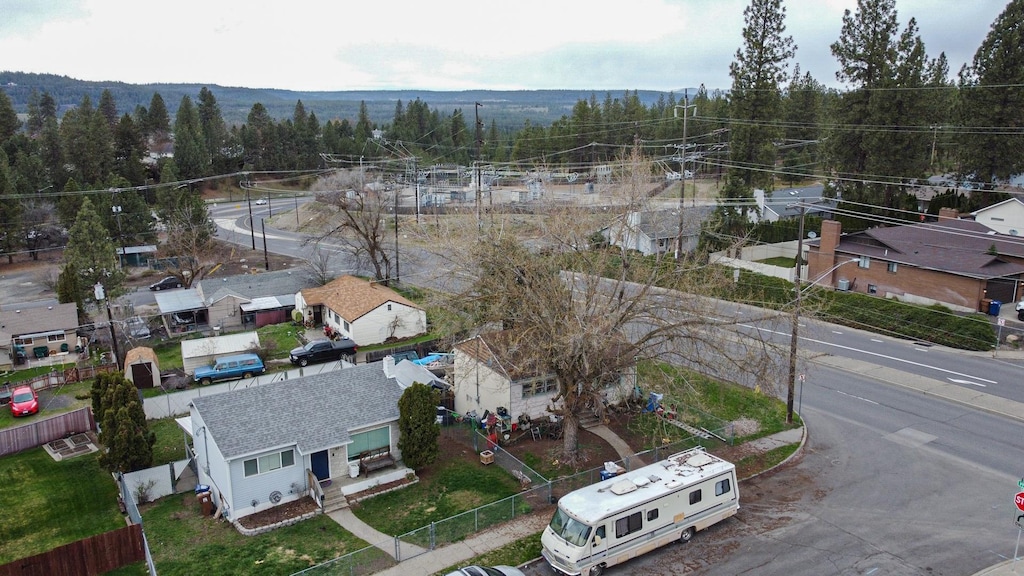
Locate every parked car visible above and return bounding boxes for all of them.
[289,338,358,367]
[193,353,266,386]
[149,276,182,291]
[444,567,525,576]
[10,385,39,417]
[125,316,151,339]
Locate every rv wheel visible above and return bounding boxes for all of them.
[589,564,606,576]
[680,527,695,544]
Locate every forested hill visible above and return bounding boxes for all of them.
[0,71,677,129]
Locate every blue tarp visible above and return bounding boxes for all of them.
[412,353,444,366]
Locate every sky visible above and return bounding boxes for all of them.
[0,0,1010,93]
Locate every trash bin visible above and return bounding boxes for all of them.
[600,470,617,481]
[980,298,992,313]
[197,491,213,516]
[194,484,210,495]
[349,461,360,478]
[990,300,1002,316]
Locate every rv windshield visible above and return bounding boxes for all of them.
[549,508,591,547]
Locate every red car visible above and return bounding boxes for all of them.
[10,386,39,417]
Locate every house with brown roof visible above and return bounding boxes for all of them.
[0,301,80,369]
[451,331,635,424]
[295,276,427,345]
[806,208,1024,312]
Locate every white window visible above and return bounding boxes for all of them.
[244,449,295,477]
[47,333,66,343]
[13,337,32,346]
[858,256,870,269]
[887,262,897,273]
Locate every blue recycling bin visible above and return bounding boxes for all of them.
[989,300,1001,316]
[600,470,617,481]
[194,484,210,495]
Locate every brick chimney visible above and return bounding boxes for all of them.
[937,207,959,220]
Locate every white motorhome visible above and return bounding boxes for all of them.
[541,447,739,576]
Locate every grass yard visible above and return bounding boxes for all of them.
[0,380,93,430]
[352,456,523,536]
[434,532,542,576]
[143,494,379,576]
[150,417,190,466]
[0,450,124,564]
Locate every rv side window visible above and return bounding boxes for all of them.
[647,509,659,521]
[716,478,731,496]
[689,489,702,505]
[615,512,642,538]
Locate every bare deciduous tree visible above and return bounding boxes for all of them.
[157,194,216,286]
[419,146,786,465]
[309,169,395,284]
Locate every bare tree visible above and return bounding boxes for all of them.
[157,195,216,286]
[309,169,395,284]
[304,243,335,286]
[420,146,786,465]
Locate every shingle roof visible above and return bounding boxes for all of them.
[633,208,712,239]
[822,218,1024,279]
[0,302,79,341]
[454,331,547,381]
[191,362,404,460]
[124,346,158,367]
[300,275,422,322]
[196,269,313,303]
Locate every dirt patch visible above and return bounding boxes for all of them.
[235,497,320,530]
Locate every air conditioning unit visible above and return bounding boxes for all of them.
[837,279,851,291]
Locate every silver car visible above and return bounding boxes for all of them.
[445,567,525,576]
[125,317,151,339]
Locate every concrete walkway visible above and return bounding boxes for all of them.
[587,424,648,466]
[327,508,426,561]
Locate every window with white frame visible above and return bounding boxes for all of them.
[858,256,870,269]
[343,320,350,332]
[47,333,66,343]
[887,262,897,273]
[13,337,32,346]
[243,449,295,477]
[521,378,558,398]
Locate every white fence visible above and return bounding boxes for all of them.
[712,255,803,282]
[122,458,192,503]
[143,361,352,419]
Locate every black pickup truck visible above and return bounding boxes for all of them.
[289,338,358,366]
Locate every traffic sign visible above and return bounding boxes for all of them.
[1015,492,1024,512]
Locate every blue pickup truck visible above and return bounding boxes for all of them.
[193,353,266,385]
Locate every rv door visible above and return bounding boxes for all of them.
[589,525,608,564]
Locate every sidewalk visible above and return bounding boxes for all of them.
[326,425,807,575]
[973,559,1024,576]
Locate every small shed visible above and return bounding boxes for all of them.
[124,347,160,389]
[181,331,260,375]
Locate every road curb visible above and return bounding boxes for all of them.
[738,423,807,483]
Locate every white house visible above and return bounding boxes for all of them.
[451,331,635,424]
[181,331,260,375]
[601,208,710,257]
[296,275,427,345]
[185,359,439,522]
[971,197,1024,236]
[750,185,833,224]
[0,301,80,369]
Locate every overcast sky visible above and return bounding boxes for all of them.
[0,0,1009,93]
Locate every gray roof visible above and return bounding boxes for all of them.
[763,185,834,219]
[635,207,712,239]
[191,362,404,460]
[154,289,206,314]
[196,269,313,304]
[0,302,79,341]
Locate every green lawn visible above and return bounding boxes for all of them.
[150,417,189,466]
[0,450,124,564]
[142,494,381,576]
[352,458,523,536]
[0,380,93,430]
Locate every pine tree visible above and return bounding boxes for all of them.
[64,196,124,301]
[173,95,210,181]
[958,0,1024,185]
[396,382,440,470]
[0,149,23,264]
[98,374,155,473]
[56,261,86,324]
[146,93,171,144]
[0,90,20,142]
[197,87,229,174]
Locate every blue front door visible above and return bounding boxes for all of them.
[311,450,330,481]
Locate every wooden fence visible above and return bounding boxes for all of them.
[0,407,96,457]
[0,523,144,576]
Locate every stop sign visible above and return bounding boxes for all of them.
[1016,492,1024,512]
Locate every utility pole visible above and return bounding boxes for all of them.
[413,157,420,224]
[261,218,269,271]
[475,102,483,232]
[394,185,400,285]
[245,176,255,250]
[673,91,696,259]
[786,205,806,425]
[94,283,120,371]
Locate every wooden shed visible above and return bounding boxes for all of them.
[124,347,160,389]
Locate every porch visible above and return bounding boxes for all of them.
[318,464,415,512]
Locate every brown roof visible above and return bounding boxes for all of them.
[454,331,549,381]
[124,346,159,368]
[300,275,422,322]
[818,219,1024,279]
[0,302,79,342]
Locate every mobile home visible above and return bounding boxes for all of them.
[542,447,739,576]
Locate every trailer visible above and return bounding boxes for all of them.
[541,446,739,576]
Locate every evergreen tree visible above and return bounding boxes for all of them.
[0,149,23,264]
[0,90,20,142]
[958,0,1024,185]
[60,95,114,184]
[396,382,440,470]
[64,196,124,302]
[98,373,155,473]
[97,89,119,130]
[146,92,171,144]
[113,113,147,185]
[173,95,209,180]
[56,261,86,322]
[25,89,43,136]
[354,100,373,143]
[242,103,274,171]
[197,87,230,174]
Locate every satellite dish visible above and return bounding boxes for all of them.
[807,231,818,239]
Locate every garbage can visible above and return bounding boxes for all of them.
[349,461,360,478]
[600,470,617,481]
[980,298,992,313]
[990,300,1002,316]
[194,484,210,495]
[197,491,213,516]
